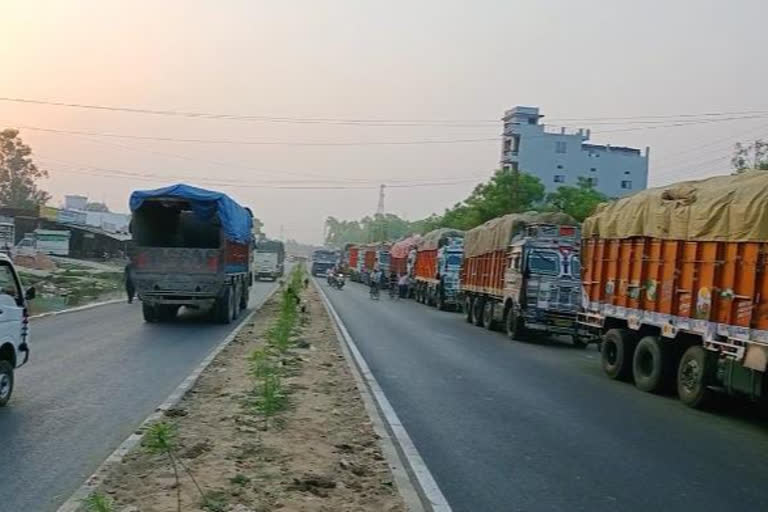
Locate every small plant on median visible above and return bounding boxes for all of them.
[83,492,115,512]
[144,421,209,512]
[252,372,286,430]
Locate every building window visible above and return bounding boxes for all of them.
[557,164,563,169]
[503,165,511,172]
[624,170,631,175]
[528,117,536,125]
[554,175,566,183]
[503,139,512,152]
[621,180,632,189]
[586,177,598,187]
[555,141,567,154]
[590,167,597,172]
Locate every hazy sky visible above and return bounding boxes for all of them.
[0,0,766,243]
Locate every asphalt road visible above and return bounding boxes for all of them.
[0,279,279,512]
[320,281,768,512]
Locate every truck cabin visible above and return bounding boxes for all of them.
[131,199,222,249]
[509,223,580,281]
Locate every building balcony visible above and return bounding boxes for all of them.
[501,150,518,161]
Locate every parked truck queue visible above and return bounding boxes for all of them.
[336,171,768,410]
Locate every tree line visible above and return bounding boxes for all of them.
[324,169,608,247]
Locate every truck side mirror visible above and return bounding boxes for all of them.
[25,286,36,301]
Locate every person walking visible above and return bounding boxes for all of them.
[398,273,409,298]
[124,262,135,304]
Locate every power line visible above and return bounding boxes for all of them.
[10,123,500,146]
[0,96,499,126]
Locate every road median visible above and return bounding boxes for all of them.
[79,270,405,512]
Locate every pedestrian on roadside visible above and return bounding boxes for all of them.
[124,261,135,304]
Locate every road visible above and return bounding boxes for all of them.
[320,281,768,512]
[0,279,278,512]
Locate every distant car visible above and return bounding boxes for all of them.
[0,253,35,406]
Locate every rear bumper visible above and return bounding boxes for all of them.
[139,292,217,308]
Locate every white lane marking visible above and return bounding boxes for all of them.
[56,283,280,512]
[315,280,453,512]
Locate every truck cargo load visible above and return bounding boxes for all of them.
[390,234,421,277]
[412,229,463,310]
[129,184,253,324]
[582,171,768,406]
[462,211,582,345]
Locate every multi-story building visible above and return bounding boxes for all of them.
[500,106,649,197]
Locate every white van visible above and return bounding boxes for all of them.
[0,254,35,406]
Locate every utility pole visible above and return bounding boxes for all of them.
[376,184,386,215]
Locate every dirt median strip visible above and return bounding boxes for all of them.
[84,279,405,512]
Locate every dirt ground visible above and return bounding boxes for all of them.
[95,284,406,512]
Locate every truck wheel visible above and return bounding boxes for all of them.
[465,296,474,323]
[216,288,234,324]
[0,360,14,407]
[473,297,486,327]
[601,329,637,380]
[142,303,157,323]
[240,285,249,311]
[677,345,716,408]
[505,306,525,341]
[436,288,446,311]
[482,300,496,331]
[632,335,673,393]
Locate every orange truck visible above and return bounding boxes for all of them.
[412,229,464,310]
[461,212,582,342]
[390,234,421,277]
[581,172,768,407]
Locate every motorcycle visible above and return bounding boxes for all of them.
[331,272,346,290]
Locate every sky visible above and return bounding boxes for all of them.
[0,0,766,243]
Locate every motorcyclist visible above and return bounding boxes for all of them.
[326,267,334,285]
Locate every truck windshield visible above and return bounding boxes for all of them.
[570,256,581,277]
[527,250,559,275]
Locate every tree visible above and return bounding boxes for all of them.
[731,140,768,173]
[252,216,264,236]
[0,129,50,209]
[545,177,608,222]
[439,169,546,230]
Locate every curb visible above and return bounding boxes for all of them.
[30,298,125,320]
[56,284,281,512]
[314,279,453,512]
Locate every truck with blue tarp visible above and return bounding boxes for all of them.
[129,184,254,324]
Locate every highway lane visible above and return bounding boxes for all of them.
[0,279,279,512]
[321,281,768,512]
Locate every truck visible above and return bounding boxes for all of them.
[0,253,35,406]
[390,235,421,278]
[253,238,285,281]
[345,244,360,281]
[360,243,391,286]
[129,184,253,324]
[461,212,583,345]
[16,229,71,256]
[311,249,338,277]
[412,229,464,310]
[580,171,768,407]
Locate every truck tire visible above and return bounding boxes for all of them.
[601,328,637,381]
[240,284,249,311]
[142,303,157,323]
[632,335,674,393]
[0,360,14,407]
[677,345,716,408]
[473,297,486,327]
[465,296,474,323]
[216,288,234,324]
[436,287,446,311]
[482,300,496,331]
[505,306,525,341]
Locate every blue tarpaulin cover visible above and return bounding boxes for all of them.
[129,184,253,244]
